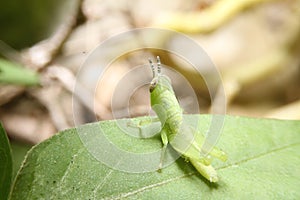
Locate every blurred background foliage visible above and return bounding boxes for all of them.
[0,0,299,173]
[0,0,76,49]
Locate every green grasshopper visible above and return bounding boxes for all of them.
[134,56,227,182]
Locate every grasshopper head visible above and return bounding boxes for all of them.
[149,56,173,94]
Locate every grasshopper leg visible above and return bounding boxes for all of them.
[158,128,169,172]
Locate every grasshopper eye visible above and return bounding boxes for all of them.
[150,81,157,92]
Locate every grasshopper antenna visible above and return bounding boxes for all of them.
[148,58,156,78]
[156,56,161,75]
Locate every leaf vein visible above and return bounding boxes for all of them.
[92,168,114,199]
[50,148,85,198]
[107,173,194,200]
[217,142,300,170]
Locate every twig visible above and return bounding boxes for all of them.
[264,100,300,120]
[0,0,83,105]
[0,85,24,106]
[212,1,300,109]
[43,65,111,120]
[221,49,290,105]
[153,0,278,33]
[30,85,71,131]
[22,0,83,70]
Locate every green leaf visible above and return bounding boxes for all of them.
[0,58,39,86]
[10,141,32,177]
[0,123,13,200]
[9,115,300,199]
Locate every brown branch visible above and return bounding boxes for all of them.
[22,0,84,70]
[0,0,83,106]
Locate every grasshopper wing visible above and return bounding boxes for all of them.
[169,125,227,165]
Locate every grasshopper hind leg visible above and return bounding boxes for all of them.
[208,148,228,162]
[189,158,218,183]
